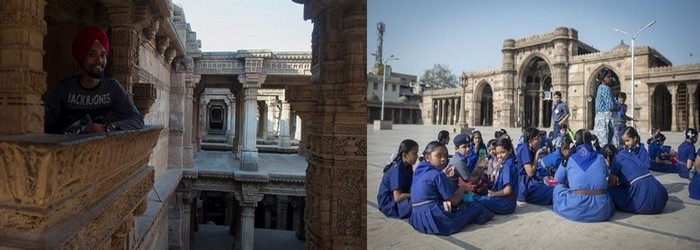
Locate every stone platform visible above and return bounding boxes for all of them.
[367,124,700,249]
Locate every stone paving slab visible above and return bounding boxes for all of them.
[367,124,700,249]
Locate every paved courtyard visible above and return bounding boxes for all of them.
[367,124,700,249]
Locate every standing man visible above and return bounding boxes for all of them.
[593,68,616,147]
[43,26,144,134]
[551,91,570,139]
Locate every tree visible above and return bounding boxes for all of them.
[420,64,458,89]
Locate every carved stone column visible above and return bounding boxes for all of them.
[297,1,366,249]
[278,101,292,147]
[295,196,305,241]
[235,184,264,250]
[107,6,140,94]
[183,73,196,167]
[688,83,698,129]
[276,195,289,230]
[502,39,517,127]
[227,94,236,143]
[670,84,678,131]
[265,99,276,142]
[111,215,133,250]
[238,60,266,171]
[294,115,302,141]
[199,99,208,146]
[0,0,47,134]
[287,85,314,157]
[169,61,186,168]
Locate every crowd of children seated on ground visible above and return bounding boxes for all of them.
[377,125,699,236]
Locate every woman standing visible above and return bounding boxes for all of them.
[593,68,617,147]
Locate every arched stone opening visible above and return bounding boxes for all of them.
[587,66,621,130]
[475,82,493,126]
[651,85,672,131]
[677,83,689,131]
[519,57,551,128]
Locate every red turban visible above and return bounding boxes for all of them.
[71,26,110,63]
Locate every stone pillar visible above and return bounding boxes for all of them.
[294,116,302,141]
[457,77,468,128]
[238,61,266,171]
[235,92,244,159]
[278,101,291,147]
[107,7,141,95]
[688,83,698,129]
[432,100,437,124]
[264,99,276,142]
[437,99,443,125]
[199,99,207,144]
[670,84,678,131]
[502,39,517,127]
[228,95,236,145]
[0,0,47,134]
[240,204,255,250]
[276,196,289,230]
[169,62,186,168]
[295,197,305,241]
[298,1,366,248]
[264,196,273,228]
[183,74,196,167]
[224,97,232,139]
[235,184,264,250]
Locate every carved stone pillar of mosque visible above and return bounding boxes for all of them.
[0,0,47,134]
[669,84,678,131]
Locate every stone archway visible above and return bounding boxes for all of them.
[587,66,621,130]
[519,56,551,128]
[475,81,493,126]
[677,83,689,131]
[652,85,672,131]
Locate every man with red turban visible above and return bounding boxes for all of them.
[43,26,144,134]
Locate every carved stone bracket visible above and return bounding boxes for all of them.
[133,82,158,115]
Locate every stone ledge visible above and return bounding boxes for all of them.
[0,126,162,235]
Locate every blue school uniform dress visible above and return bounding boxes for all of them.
[515,143,553,205]
[608,145,668,214]
[474,156,518,214]
[552,145,615,222]
[377,159,413,219]
[690,148,700,200]
[648,142,677,173]
[537,149,562,178]
[466,143,487,173]
[409,161,493,235]
[677,141,695,178]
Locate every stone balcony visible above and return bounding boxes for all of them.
[0,127,162,249]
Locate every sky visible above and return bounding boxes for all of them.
[368,0,700,78]
[174,0,312,52]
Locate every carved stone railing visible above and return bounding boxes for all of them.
[0,126,162,249]
[133,82,158,115]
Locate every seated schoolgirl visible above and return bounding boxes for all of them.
[552,129,615,222]
[466,130,488,173]
[516,127,554,205]
[607,127,668,214]
[648,133,677,173]
[473,137,518,214]
[677,129,697,179]
[691,148,700,200]
[537,136,574,180]
[409,141,494,235]
[377,139,419,219]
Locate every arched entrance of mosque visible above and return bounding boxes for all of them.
[677,84,689,130]
[475,81,493,126]
[695,87,700,129]
[586,67,621,130]
[520,56,551,128]
[651,85,672,131]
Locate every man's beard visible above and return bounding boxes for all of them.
[87,65,104,79]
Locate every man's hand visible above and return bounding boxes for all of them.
[84,123,107,134]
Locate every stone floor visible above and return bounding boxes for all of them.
[191,225,304,250]
[367,124,700,249]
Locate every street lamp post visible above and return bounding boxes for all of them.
[381,55,399,121]
[614,20,656,128]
